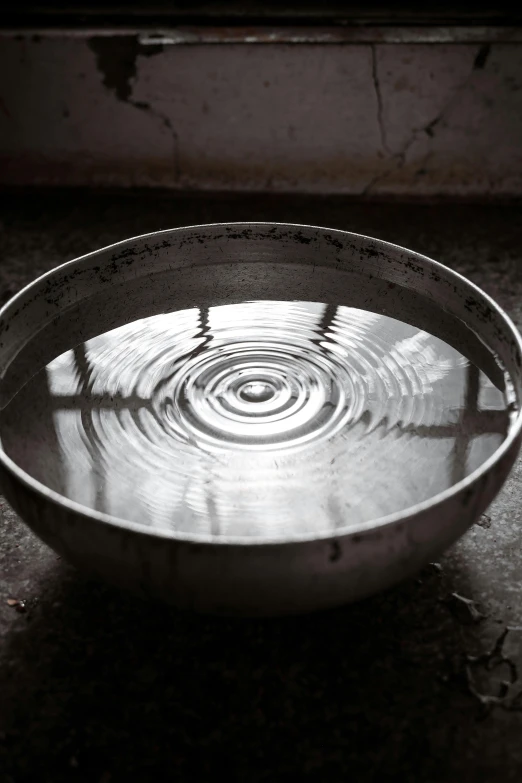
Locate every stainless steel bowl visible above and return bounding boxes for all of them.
[1,223,521,616]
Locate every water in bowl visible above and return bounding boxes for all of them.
[0,299,513,538]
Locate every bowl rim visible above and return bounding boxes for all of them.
[1,221,521,545]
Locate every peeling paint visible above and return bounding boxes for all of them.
[87,36,178,178]
[88,36,164,103]
[474,43,491,70]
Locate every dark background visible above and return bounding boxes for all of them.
[2,2,521,27]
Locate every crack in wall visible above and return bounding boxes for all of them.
[465,626,522,715]
[130,100,180,182]
[371,45,390,157]
[364,42,490,195]
[444,592,486,624]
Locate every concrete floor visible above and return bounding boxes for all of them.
[1,191,522,782]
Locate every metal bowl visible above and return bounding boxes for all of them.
[0,223,521,616]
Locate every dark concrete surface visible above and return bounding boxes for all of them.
[1,191,522,782]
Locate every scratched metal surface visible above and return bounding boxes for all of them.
[0,35,521,194]
[1,191,522,781]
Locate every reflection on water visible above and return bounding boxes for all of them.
[0,301,512,538]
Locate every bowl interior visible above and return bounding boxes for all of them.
[0,223,521,542]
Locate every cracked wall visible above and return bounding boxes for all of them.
[0,35,521,193]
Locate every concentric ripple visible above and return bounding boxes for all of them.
[162,340,359,450]
[0,300,512,538]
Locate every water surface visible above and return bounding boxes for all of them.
[1,299,511,538]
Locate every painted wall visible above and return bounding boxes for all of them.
[0,36,521,193]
